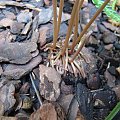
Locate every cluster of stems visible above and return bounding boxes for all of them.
[52,0,110,62]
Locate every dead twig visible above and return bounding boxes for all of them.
[30,72,42,106]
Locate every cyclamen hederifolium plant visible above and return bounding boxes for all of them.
[92,0,120,25]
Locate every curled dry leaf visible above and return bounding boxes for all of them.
[21,95,32,110]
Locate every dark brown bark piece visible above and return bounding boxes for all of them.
[76,83,93,120]
[0,42,37,64]
[2,55,42,79]
[30,102,66,120]
[39,65,61,101]
[0,83,16,113]
[10,21,24,34]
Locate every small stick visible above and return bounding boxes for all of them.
[61,0,80,56]
[52,0,58,48]
[53,0,64,49]
[70,0,84,53]
[70,0,111,62]
[30,72,42,106]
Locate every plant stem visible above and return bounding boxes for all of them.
[70,6,79,53]
[52,0,58,48]
[105,102,120,120]
[61,0,79,56]
[70,0,84,53]
[70,0,111,62]
[57,0,64,38]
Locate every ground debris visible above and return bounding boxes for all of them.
[0,18,13,27]
[76,83,93,120]
[0,116,17,120]
[39,65,61,101]
[0,0,119,119]
[2,55,42,79]
[0,42,37,64]
[29,102,66,120]
[0,83,16,114]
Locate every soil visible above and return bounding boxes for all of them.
[0,0,120,120]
